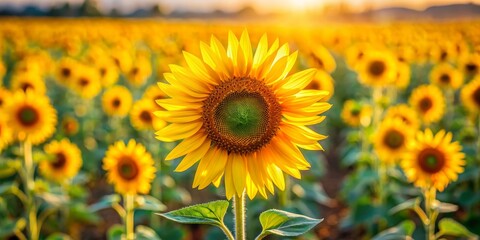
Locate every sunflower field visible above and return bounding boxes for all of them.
[0,18,480,240]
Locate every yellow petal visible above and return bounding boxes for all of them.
[155,122,202,142]
[174,139,211,172]
[165,132,207,160]
[232,154,247,197]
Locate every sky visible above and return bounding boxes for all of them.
[1,0,480,13]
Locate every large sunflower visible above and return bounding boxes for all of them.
[460,76,480,115]
[155,31,331,199]
[39,139,82,183]
[373,117,414,164]
[409,85,445,124]
[102,139,156,195]
[4,90,57,145]
[429,63,463,90]
[401,129,465,191]
[101,85,133,117]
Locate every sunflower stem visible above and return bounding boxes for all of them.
[233,191,246,240]
[423,188,438,240]
[124,194,135,240]
[279,176,291,207]
[23,140,39,240]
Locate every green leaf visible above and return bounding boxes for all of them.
[433,201,458,213]
[0,182,16,195]
[46,233,74,240]
[0,160,18,178]
[372,220,415,240]
[89,194,121,212]
[135,195,166,212]
[0,218,26,238]
[157,200,229,226]
[438,218,478,239]
[136,225,161,240]
[70,203,100,223]
[107,224,124,240]
[389,198,419,214]
[257,209,322,239]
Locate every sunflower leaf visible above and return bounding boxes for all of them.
[437,218,478,239]
[372,220,415,240]
[256,209,322,239]
[157,200,229,226]
[89,194,121,212]
[135,225,161,240]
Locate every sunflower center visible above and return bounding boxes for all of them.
[472,87,480,106]
[439,74,451,84]
[383,129,404,149]
[61,67,71,78]
[117,157,139,180]
[131,67,139,75]
[350,107,361,116]
[466,63,478,73]
[51,152,67,169]
[100,68,107,77]
[203,78,281,154]
[440,51,448,61]
[307,80,320,90]
[418,148,445,174]
[140,111,152,123]
[79,78,89,87]
[21,83,34,92]
[419,97,433,112]
[17,106,39,127]
[112,98,121,108]
[369,60,386,77]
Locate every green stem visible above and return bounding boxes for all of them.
[279,176,291,207]
[23,140,39,240]
[424,188,437,240]
[219,222,235,240]
[234,192,246,240]
[124,194,135,240]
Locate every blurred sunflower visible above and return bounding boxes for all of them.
[96,58,119,87]
[71,65,101,99]
[393,61,411,90]
[429,63,463,90]
[384,104,420,130]
[373,118,414,164]
[131,99,165,131]
[460,76,480,115]
[409,85,445,124]
[460,53,480,76]
[56,58,79,85]
[0,115,13,151]
[111,48,133,74]
[341,100,372,127]
[357,50,397,87]
[143,85,166,104]
[155,31,331,199]
[126,56,152,87]
[4,90,57,144]
[101,85,133,117]
[306,70,334,101]
[39,139,82,183]
[401,129,465,192]
[103,139,156,195]
[10,72,46,94]
[0,87,12,109]
[307,45,336,73]
[60,115,79,136]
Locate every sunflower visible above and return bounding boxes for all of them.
[409,85,445,125]
[126,56,152,87]
[101,85,133,117]
[384,104,420,130]
[429,63,463,90]
[0,114,13,151]
[111,48,133,74]
[155,31,331,199]
[4,90,57,145]
[345,42,371,69]
[306,70,334,101]
[307,45,336,73]
[102,139,156,195]
[56,58,79,86]
[10,72,46,94]
[460,76,480,115]
[393,61,411,90]
[39,139,82,182]
[71,65,101,99]
[357,50,398,87]
[60,115,79,136]
[460,53,480,76]
[131,99,165,130]
[96,58,119,87]
[373,117,414,164]
[401,129,465,192]
[143,85,166,104]
[0,87,12,109]
[341,100,372,127]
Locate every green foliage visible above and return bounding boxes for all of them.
[437,218,479,239]
[256,209,322,239]
[158,200,229,226]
